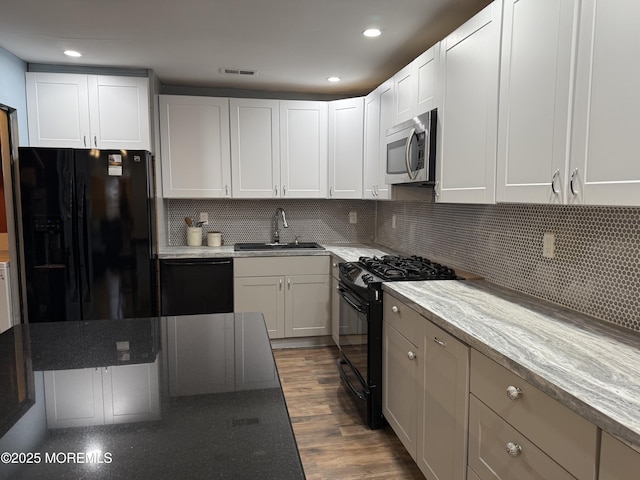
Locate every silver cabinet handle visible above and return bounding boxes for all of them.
[391,305,399,314]
[570,168,579,195]
[506,442,522,457]
[434,180,440,199]
[225,185,229,196]
[551,169,560,195]
[279,279,283,290]
[83,135,87,147]
[506,385,523,400]
[329,186,333,197]
[404,127,418,179]
[433,337,446,347]
[283,186,286,197]
[94,135,98,148]
[332,263,337,268]
[274,185,278,197]
[287,278,291,290]
[407,351,416,360]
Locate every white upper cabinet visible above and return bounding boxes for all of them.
[392,43,441,126]
[280,100,328,198]
[436,2,502,204]
[496,0,578,204]
[230,99,327,198]
[26,72,150,150]
[328,97,364,199]
[569,0,640,206]
[230,98,280,198]
[159,95,231,198]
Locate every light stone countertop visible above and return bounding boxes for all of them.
[157,243,391,262]
[382,279,640,449]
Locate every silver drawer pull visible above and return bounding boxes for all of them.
[506,442,522,457]
[506,385,523,400]
[433,337,446,347]
[391,305,399,314]
[407,351,416,360]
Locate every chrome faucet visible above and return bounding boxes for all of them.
[273,207,289,243]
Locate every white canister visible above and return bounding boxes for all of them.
[207,232,222,247]
[186,227,203,246]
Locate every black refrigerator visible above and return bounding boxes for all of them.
[16,147,157,323]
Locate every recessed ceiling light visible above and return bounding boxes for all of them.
[327,76,341,83]
[64,50,82,57]
[363,28,382,38]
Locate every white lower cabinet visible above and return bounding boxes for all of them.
[383,311,422,456]
[234,256,331,339]
[469,350,597,480]
[599,432,640,480]
[383,293,469,480]
[43,360,160,429]
[418,320,469,480]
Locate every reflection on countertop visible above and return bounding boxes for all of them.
[0,313,304,480]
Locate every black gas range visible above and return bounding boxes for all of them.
[336,255,458,429]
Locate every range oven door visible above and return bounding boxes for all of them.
[337,285,369,402]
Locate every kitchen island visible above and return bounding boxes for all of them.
[0,313,305,479]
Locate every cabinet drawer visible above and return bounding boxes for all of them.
[600,432,640,480]
[234,256,329,277]
[383,293,423,342]
[470,350,597,480]
[469,395,575,480]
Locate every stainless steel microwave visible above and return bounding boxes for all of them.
[385,109,437,185]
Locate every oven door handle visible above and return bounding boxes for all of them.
[338,286,366,313]
[337,358,367,401]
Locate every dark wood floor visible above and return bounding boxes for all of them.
[273,346,425,480]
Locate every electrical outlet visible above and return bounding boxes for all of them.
[349,211,357,224]
[543,232,556,258]
[199,212,209,225]
[392,214,397,229]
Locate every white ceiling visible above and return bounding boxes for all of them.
[0,0,490,96]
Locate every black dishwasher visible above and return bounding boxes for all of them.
[160,258,234,315]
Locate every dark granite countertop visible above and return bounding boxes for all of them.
[0,313,305,479]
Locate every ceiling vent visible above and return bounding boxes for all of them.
[221,68,258,76]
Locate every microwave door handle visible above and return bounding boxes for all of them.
[404,127,419,180]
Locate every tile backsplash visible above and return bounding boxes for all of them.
[376,201,640,332]
[166,198,375,246]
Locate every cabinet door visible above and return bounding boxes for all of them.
[392,61,417,126]
[88,75,150,150]
[468,396,575,480]
[331,275,340,346]
[285,274,331,337]
[25,72,90,148]
[570,0,640,205]
[496,0,577,204]
[417,321,469,480]
[415,43,441,116]
[160,95,232,198]
[363,89,380,199]
[280,101,328,198]
[103,360,160,424]
[437,2,502,203]
[234,276,285,338]
[230,98,280,198]
[328,97,364,199]
[43,368,104,428]
[376,80,394,200]
[383,322,421,459]
[600,432,640,480]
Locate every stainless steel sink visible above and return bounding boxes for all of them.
[233,242,325,251]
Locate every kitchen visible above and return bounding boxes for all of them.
[1,0,640,478]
